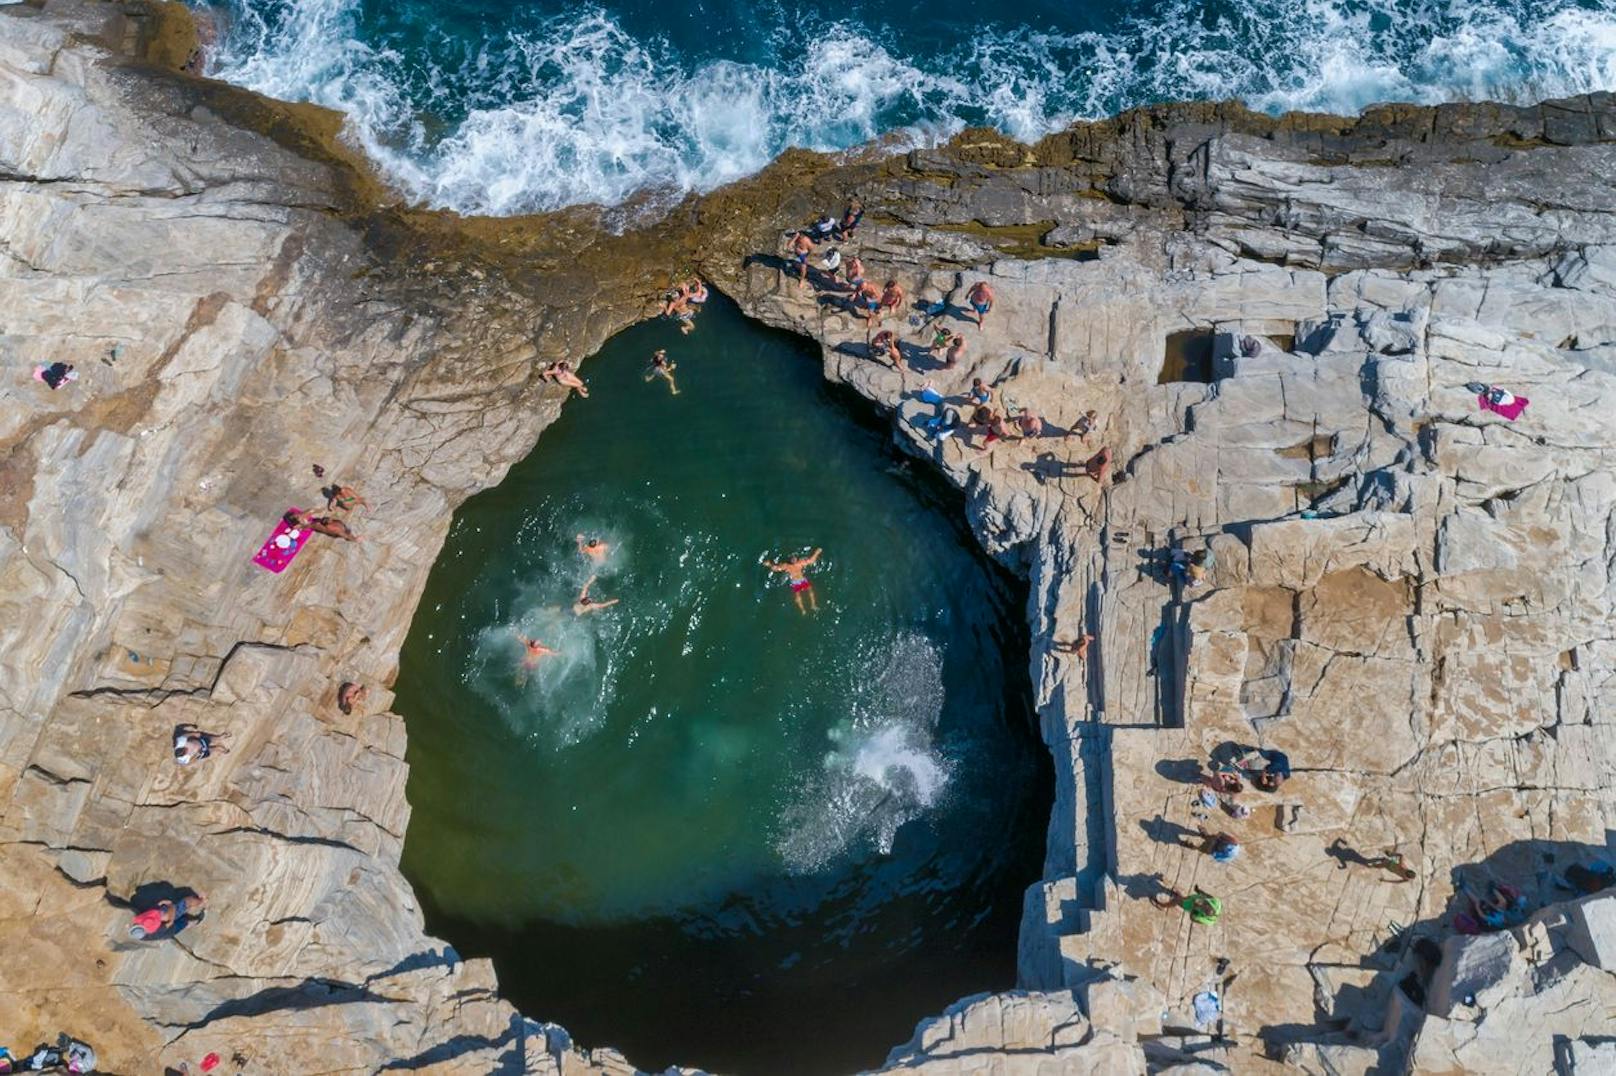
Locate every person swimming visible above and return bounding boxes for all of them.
[763,547,823,615]
[514,632,557,678]
[576,534,611,561]
[572,574,620,615]
[645,349,680,395]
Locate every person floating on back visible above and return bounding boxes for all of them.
[573,574,620,616]
[764,547,823,615]
[645,349,679,395]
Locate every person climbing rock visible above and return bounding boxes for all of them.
[764,547,823,615]
[576,534,611,561]
[572,574,620,615]
[337,681,369,715]
[1153,886,1222,924]
[1170,547,1210,588]
[1053,633,1093,659]
[128,893,206,940]
[172,723,229,765]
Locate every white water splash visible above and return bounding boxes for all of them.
[205,0,1616,211]
[774,633,951,872]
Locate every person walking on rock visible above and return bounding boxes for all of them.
[966,280,995,327]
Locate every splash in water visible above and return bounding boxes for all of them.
[775,633,951,872]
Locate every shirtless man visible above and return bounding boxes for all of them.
[573,574,620,615]
[870,330,903,370]
[941,333,966,369]
[966,280,995,328]
[878,279,905,319]
[646,349,679,394]
[853,280,882,322]
[576,534,611,561]
[845,255,866,292]
[764,547,823,615]
[790,232,814,287]
[662,280,693,317]
[515,632,557,670]
[1016,408,1045,438]
[1082,446,1112,484]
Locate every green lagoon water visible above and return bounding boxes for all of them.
[397,298,1050,1075]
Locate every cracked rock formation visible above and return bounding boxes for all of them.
[3,0,1614,1073]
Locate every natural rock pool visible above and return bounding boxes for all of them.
[396,298,1051,1074]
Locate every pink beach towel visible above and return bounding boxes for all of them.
[1478,391,1529,421]
[252,509,312,573]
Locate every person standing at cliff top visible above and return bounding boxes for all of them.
[790,232,814,287]
[645,349,679,395]
[966,281,995,327]
[576,534,611,561]
[764,547,823,615]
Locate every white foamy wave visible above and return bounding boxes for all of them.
[204,0,1616,215]
[774,633,951,873]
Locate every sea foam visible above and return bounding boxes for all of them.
[206,0,1616,215]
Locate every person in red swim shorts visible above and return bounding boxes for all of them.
[764,547,823,615]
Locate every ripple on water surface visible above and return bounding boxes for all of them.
[397,298,1049,1075]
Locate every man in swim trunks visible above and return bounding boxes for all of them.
[573,574,620,615]
[764,547,823,615]
[878,279,905,319]
[845,255,866,290]
[942,333,966,369]
[853,280,882,322]
[966,280,995,328]
[576,534,610,561]
[515,632,557,669]
[790,232,814,287]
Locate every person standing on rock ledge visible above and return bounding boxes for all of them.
[966,281,995,327]
[790,232,814,287]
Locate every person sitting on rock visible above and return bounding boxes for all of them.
[834,197,863,241]
[323,483,370,514]
[1237,747,1289,791]
[869,330,902,370]
[807,214,837,244]
[1181,827,1240,863]
[35,362,78,390]
[172,723,230,766]
[128,892,206,940]
[1153,885,1222,924]
[337,681,369,715]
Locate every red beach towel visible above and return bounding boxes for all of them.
[1478,391,1529,421]
[252,509,311,573]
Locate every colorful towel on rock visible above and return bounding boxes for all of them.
[252,510,311,573]
[1478,391,1529,420]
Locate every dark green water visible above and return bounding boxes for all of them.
[396,297,1050,1075]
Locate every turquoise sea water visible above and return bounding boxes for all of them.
[395,299,1051,1074]
[200,0,1616,214]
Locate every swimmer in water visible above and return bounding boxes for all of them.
[645,348,679,395]
[763,547,823,615]
[513,632,557,683]
[576,534,610,561]
[572,574,620,615]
